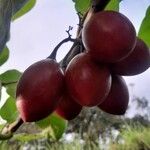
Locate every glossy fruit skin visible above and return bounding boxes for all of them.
[98,75,129,115]
[55,92,82,120]
[16,59,64,122]
[65,53,112,107]
[82,11,136,63]
[111,38,150,76]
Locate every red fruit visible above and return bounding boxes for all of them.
[82,11,136,63]
[16,59,64,122]
[111,38,150,75]
[98,75,129,115]
[55,92,82,120]
[65,53,111,107]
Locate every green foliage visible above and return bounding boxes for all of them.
[0,1,12,53]
[0,70,21,84]
[74,0,119,16]
[0,141,10,150]
[36,113,68,140]
[110,126,150,150]
[138,6,150,47]
[0,81,1,100]
[5,83,17,99]
[0,97,18,123]
[105,0,119,11]
[45,139,101,150]
[0,47,9,66]
[13,133,44,142]
[11,0,29,14]
[12,0,36,21]
[0,0,36,52]
[1,137,101,150]
[74,0,91,15]
[0,70,21,98]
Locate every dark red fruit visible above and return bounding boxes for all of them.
[111,38,150,75]
[98,75,129,115]
[16,59,64,122]
[82,11,136,63]
[55,92,82,120]
[65,53,111,107]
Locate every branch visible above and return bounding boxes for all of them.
[59,40,83,69]
[60,0,111,68]
[0,117,23,140]
[47,26,77,60]
[77,12,84,34]
[66,26,73,38]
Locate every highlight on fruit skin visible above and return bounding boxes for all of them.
[16,59,64,122]
[55,92,82,120]
[82,10,136,63]
[65,52,112,107]
[111,38,150,76]
[98,75,129,115]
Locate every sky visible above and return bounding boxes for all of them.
[0,0,150,107]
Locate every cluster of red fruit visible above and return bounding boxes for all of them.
[16,11,150,123]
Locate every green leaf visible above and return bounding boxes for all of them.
[11,0,29,14]
[0,0,34,53]
[74,0,91,15]
[36,113,68,140]
[0,81,1,100]
[0,70,21,98]
[0,70,22,84]
[0,1,12,53]
[12,0,36,21]
[0,97,18,123]
[0,47,9,66]
[138,6,150,47]
[5,83,17,99]
[105,0,119,11]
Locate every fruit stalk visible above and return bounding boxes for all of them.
[59,0,111,68]
[47,26,78,60]
[92,0,111,12]
[0,118,23,140]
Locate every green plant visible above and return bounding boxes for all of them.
[109,126,150,150]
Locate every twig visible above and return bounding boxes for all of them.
[60,0,111,68]
[77,12,83,31]
[59,41,83,69]
[47,26,77,60]
[66,26,73,38]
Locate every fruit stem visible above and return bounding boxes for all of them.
[0,117,23,140]
[59,0,111,69]
[47,26,77,60]
[59,40,83,68]
[92,0,111,12]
